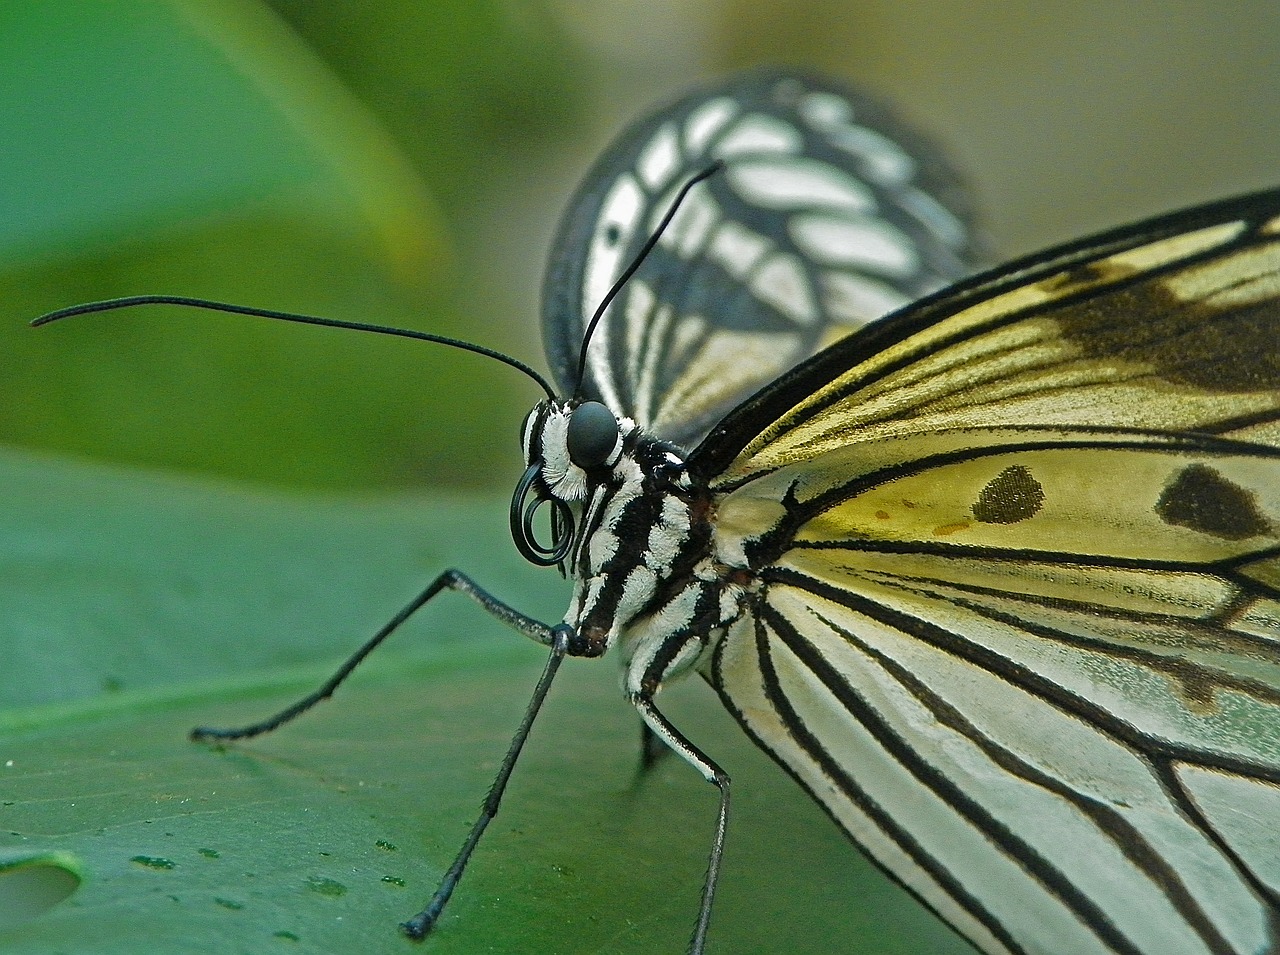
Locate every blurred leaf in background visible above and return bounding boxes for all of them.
[2,0,584,491]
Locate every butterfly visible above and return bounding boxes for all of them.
[36,68,1280,954]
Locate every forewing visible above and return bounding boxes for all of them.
[694,187,1280,487]
[541,68,983,449]
[704,190,1280,954]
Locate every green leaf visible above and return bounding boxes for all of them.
[0,449,976,953]
[0,851,82,932]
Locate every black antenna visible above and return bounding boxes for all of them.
[32,295,558,401]
[573,161,723,395]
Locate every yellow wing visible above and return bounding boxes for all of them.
[700,189,1280,955]
[697,200,1280,487]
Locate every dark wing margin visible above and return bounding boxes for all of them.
[541,67,984,448]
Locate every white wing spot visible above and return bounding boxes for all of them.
[728,158,875,213]
[829,126,915,184]
[900,188,968,248]
[623,280,658,417]
[659,186,721,259]
[791,213,920,278]
[708,220,771,279]
[798,91,853,129]
[751,253,818,325]
[633,294,672,425]
[637,122,681,191]
[684,97,738,154]
[581,175,645,412]
[823,271,912,321]
[668,309,706,358]
[585,175,644,315]
[715,114,803,158]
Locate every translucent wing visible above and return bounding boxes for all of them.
[700,189,1280,955]
[541,68,983,449]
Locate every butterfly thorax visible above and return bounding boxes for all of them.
[518,399,739,683]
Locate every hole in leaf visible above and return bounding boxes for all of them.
[0,851,82,929]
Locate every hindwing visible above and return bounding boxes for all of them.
[702,188,1280,955]
[541,68,983,449]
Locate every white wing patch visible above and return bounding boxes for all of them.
[660,186,720,259]
[706,220,771,279]
[795,90,855,128]
[796,90,916,185]
[727,157,876,212]
[791,213,921,278]
[750,253,818,325]
[899,188,968,248]
[713,114,802,157]
[637,122,681,191]
[823,271,913,320]
[588,175,645,305]
[684,96,738,154]
[582,174,647,411]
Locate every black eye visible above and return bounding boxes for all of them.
[566,401,619,469]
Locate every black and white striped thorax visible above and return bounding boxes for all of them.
[518,398,746,689]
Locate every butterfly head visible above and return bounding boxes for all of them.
[511,398,633,567]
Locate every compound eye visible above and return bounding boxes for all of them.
[566,401,619,469]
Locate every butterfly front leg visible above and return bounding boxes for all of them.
[618,568,744,955]
[189,568,563,742]
[401,621,576,940]
[631,690,731,955]
[187,568,587,941]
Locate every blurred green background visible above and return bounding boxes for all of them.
[6,0,1280,492]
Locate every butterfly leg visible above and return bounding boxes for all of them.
[190,568,561,741]
[632,693,730,955]
[639,721,673,771]
[401,624,573,940]
[188,568,578,940]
